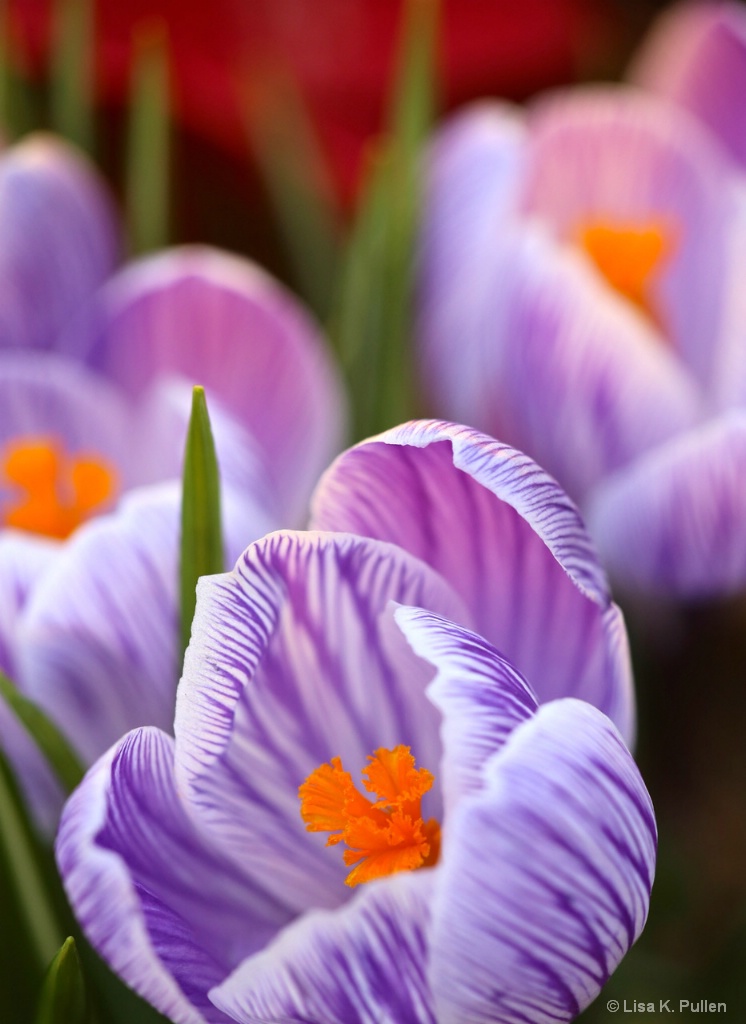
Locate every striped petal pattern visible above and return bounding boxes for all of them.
[310,420,634,740]
[174,530,469,913]
[429,699,656,1024]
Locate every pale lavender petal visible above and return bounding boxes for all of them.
[395,606,537,815]
[212,871,435,1024]
[73,247,346,523]
[57,727,291,1024]
[0,530,58,677]
[174,530,469,913]
[476,226,704,502]
[0,133,119,353]
[17,485,180,764]
[310,421,635,740]
[587,411,746,597]
[0,530,61,831]
[0,697,63,836]
[131,376,282,541]
[419,102,526,424]
[523,86,740,389]
[0,352,135,493]
[632,1,746,168]
[429,699,656,1024]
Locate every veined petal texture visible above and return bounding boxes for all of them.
[310,420,634,741]
[174,530,469,913]
[56,727,290,1024]
[0,133,119,353]
[71,246,346,524]
[429,699,656,1024]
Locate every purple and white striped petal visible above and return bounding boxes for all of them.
[523,86,740,390]
[395,606,538,815]
[466,226,703,503]
[310,421,635,740]
[57,727,292,1024]
[212,871,436,1024]
[418,102,526,424]
[587,411,746,597]
[0,133,119,353]
[17,485,181,764]
[71,247,346,524]
[429,699,656,1024]
[174,530,469,914]
[631,1,746,169]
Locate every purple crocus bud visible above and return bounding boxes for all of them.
[0,133,120,352]
[631,1,746,169]
[418,85,746,597]
[57,530,655,1023]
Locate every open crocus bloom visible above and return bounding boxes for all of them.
[631,1,746,170]
[58,526,655,1024]
[0,139,345,824]
[419,85,746,596]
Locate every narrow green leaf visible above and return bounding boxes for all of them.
[0,749,64,970]
[180,386,223,661]
[246,69,342,321]
[50,0,95,153]
[126,22,170,253]
[329,0,439,439]
[35,937,87,1024]
[0,672,84,794]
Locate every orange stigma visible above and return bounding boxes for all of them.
[578,218,676,326]
[1,437,118,539]
[299,745,441,888]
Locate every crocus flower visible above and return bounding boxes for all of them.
[419,85,746,597]
[57,520,655,1022]
[631,1,746,170]
[0,133,345,825]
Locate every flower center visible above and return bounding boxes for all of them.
[299,745,441,888]
[578,218,675,326]
[1,437,118,539]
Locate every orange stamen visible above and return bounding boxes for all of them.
[299,745,441,888]
[1,437,118,539]
[578,218,676,328]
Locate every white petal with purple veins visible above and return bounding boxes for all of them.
[56,727,292,1024]
[395,606,538,814]
[429,699,656,1024]
[175,530,469,913]
[211,871,436,1024]
[310,420,635,740]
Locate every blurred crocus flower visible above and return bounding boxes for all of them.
[420,85,746,597]
[57,433,654,1022]
[0,132,345,825]
[632,1,746,171]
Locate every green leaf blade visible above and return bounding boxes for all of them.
[180,386,224,661]
[35,937,87,1024]
[0,672,84,794]
[50,0,95,154]
[126,23,171,253]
